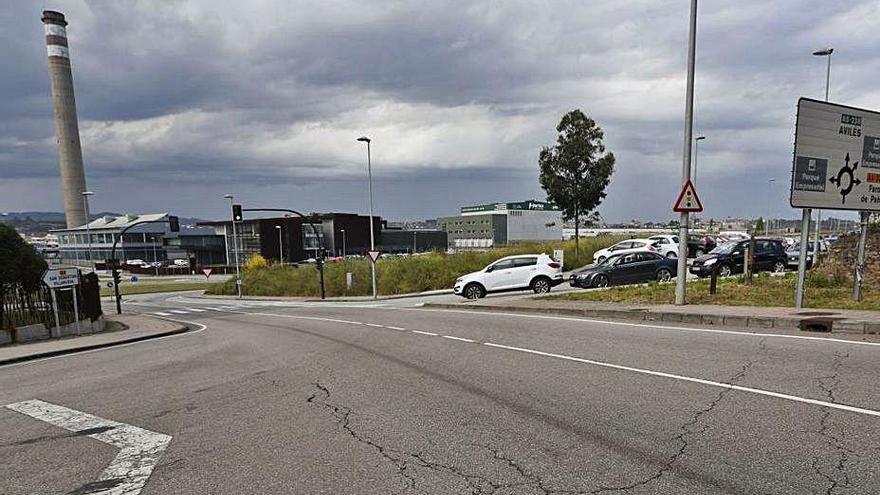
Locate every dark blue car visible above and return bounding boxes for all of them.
[570,252,677,288]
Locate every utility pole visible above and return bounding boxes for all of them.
[224,194,242,298]
[675,0,698,306]
[358,136,378,299]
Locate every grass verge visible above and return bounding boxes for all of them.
[100,282,216,297]
[543,272,880,311]
[206,237,627,298]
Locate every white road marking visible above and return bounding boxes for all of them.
[5,399,172,494]
[387,326,406,331]
[168,310,189,314]
[442,335,476,343]
[405,307,880,348]
[185,308,206,312]
[153,312,172,317]
[412,330,438,336]
[482,342,880,418]
[203,307,224,311]
[365,323,384,328]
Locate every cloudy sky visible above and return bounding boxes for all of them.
[2,1,878,223]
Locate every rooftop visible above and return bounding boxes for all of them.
[51,213,168,232]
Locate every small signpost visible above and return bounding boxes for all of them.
[41,267,80,337]
[202,268,213,280]
[367,250,381,263]
[673,180,704,213]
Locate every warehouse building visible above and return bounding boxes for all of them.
[437,200,563,249]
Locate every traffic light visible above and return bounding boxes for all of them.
[168,215,180,232]
[232,204,243,222]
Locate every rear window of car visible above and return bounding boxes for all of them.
[512,257,538,267]
[631,241,645,248]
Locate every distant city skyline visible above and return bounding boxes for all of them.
[1,1,876,223]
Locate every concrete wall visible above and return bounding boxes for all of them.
[507,210,563,242]
[10,316,106,344]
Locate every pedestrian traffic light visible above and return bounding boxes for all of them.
[168,215,180,232]
[233,204,243,222]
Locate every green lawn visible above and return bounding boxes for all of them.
[543,272,880,311]
[100,282,216,297]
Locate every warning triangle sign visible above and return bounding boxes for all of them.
[673,180,703,213]
[367,250,381,263]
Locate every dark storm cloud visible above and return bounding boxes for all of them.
[1,0,878,222]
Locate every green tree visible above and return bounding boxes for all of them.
[539,109,615,262]
[755,217,765,234]
[0,224,48,328]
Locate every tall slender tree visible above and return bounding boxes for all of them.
[539,109,615,262]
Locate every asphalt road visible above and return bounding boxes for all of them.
[2,292,879,494]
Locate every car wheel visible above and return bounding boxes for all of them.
[463,283,486,300]
[695,249,704,257]
[597,256,606,264]
[593,274,609,288]
[657,268,672,282]
[531,277,552,294]
[666,251,677,259]
[773,260,786,273]
[719,265,732,277]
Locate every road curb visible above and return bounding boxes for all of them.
[422,303,876,334]
[0,322,189,366]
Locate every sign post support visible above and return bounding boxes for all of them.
[49,288,61,338]
[854,211,869,301]
[795,209,811,308]
[71,285,81,336]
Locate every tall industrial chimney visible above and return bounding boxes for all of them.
[41,10,88,228]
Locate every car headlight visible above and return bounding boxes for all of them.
[703,258,717,266]
[455,278,463,284]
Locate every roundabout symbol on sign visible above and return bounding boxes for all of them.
[829,152,861,205]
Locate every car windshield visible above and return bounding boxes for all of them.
[599,254,621,265]
[710,241,739,254]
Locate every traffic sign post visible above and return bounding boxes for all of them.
[790,98,880,306]
[42,268,80,337]
[367,250,381,263]
[202,268,213,280]
[673,180,704,213]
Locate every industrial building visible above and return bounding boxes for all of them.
[52,214,172,266]
[437,200,563,249]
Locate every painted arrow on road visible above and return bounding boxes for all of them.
[5,399,171,495]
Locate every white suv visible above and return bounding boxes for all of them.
[454,254,563,299]
[647,234,680,258]
[592,239,661,264]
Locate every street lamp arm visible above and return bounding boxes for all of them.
[110,217,173,315]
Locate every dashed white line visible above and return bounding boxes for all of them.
[185,308,206,312]
[482,342,880,418]
[153,312,172,317]
[168,310,189,314]
[411,330,438,336]
[442,335,476,343]
[365,323,384,328]
[387,326,406,331]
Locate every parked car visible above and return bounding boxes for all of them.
[785,241,822,269]
[592,239,661,264]
[687,234,716,257]
[125,259,146,266]
[647,234,680,258]
[570,252,676,288]
[454,254,563,299]
[690,239,788,277]
[172,259,190,267]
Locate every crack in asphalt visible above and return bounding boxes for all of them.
[589,338,766,493]
[308,382,584,494]
[812,351,858,495]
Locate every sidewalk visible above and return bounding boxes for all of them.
[424,298,880,335]
[0,315,189,366]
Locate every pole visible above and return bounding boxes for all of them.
[366,141,377,299]
[49,288,61,338]
[814,52,831,265]
[72,284,81,336]
[675,0,698,306]
[341,230,346,258]
[277,226,283,263]
[229,199,242,298]
[795,208,811,308]
[853,211,869,301]
[82,194,92,270]
[413,230,417,254]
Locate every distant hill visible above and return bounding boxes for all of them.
[0,211,207,236]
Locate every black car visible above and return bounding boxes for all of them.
[570,252,677,288]
[689,239,788,278]
[688,234,716,257]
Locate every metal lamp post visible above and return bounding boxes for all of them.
[224,194,242,298]
[766,178,775,234]
[340,229,346,258]
[812,47,833,265]
[693,136,705,185]
[275,225,283,264]
[81,191,94,270]
[357,136,378,299]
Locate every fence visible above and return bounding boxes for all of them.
[1,272,102,332]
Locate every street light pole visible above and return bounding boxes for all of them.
[675,0,699,306]
[340,229,346,258]
[694,136,705,185]
[81,191,94,270]
[224,194,242,298]
[357,136,378,299]
[767,179,775,234]
[276,225,283,264]
[812,47,833,266]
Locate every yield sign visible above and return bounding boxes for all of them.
[202,268,212,279]
[673,179,703,213]
[367,250,381,263]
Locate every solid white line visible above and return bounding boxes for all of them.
[406,307,880,348]
[442,335,476,343]
[5,399,172,494]
[412,330,438,336]
[153,312,172,316]
[185,308,206,312]
[482,342,880,418]
[168,310,189,314]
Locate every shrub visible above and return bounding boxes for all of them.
[244,254,269,271]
